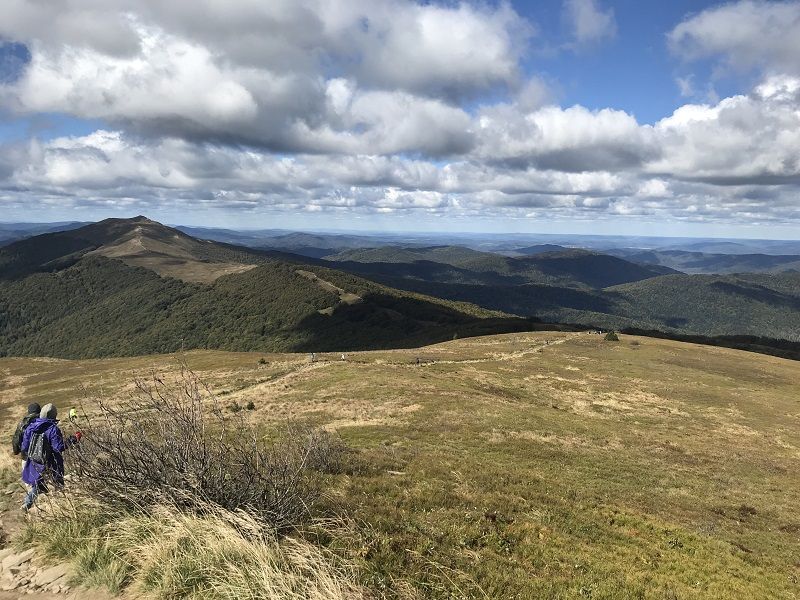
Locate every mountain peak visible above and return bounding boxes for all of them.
[0,215,257,283]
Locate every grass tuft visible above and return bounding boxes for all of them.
[24,500,365,600]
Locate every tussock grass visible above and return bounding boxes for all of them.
[24,500,366,599]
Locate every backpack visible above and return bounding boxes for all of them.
[27,431,50,466]
[12,414,37,456]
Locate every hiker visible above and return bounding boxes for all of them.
[12,403,41,462]
[20,404,81,512]
[341,353,346,361]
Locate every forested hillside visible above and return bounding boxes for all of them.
[608,248,800,274]
[329,246,676,288]
[0,256,547,358]
[327,253,800,340]
[2,217,799,359]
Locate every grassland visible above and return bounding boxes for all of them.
[1,333,798,598]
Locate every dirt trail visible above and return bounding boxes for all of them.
[418,333,580,366]
[295,270,362,308]
[225,360,330,401]
[0,492,119,600]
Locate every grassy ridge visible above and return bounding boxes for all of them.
[2,333,797,598]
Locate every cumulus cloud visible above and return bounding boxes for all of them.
[0,0,798,228]
[0,1,526,155]
[669,0,800,75]
[563,0,617,46]
[651,75,800,184]
[475,104,656,171]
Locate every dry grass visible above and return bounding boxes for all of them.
[22,500,366,600]
[3,332,799,598]
[69,368,344,530]
[87,228,256,283]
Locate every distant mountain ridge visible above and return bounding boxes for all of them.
[0,218,555,358]
[321,245,800,341]
[0,221,89,247]
[607,248,800,275]
[327,245,678,289]
[1,217,798,359]
[0,216,272,283]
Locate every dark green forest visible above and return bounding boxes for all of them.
[0,257,549,358]
[2,217,798,359]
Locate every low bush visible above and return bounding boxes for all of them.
[70,368,340,531]
[604,331,620,341]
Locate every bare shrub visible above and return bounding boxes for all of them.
[70,368,334,531]
[302,429,356,475]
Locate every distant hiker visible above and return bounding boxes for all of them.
[20,404,81,512]
[341,353,346,361]
[416,357,420,366]
[12,403,41,461]
[310,352,316,363]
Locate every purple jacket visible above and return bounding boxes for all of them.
[21,418,69,487]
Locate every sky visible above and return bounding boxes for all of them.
[1,0,799,238]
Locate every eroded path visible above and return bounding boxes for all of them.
[0,507,109,599]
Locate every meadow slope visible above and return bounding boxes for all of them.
[1,332,798,598]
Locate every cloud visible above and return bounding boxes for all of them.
[3,88,798,226]
[474,104,656,171]
[675,75,694,98]
[651,75,800,184]
[0,1,525,155]
[0,0,798,229]
[669,0,800,75]
[3,71,800,226]
[563,0,617,46]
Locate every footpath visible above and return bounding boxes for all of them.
[0,481,113,600]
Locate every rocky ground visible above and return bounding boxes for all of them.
[0,482,114,600]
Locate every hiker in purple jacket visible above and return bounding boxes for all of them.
[20,404,81,512]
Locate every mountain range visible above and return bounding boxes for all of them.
[0,217,556,358]
[1,217,798,359]
[323,246,800,340]
[606,248,800,274]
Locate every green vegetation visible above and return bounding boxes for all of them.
[607,273,800,339]
[0,256,556,359]
[3,217,799,360]
[610,248,800,275]
[330,245,675,289]
[337,265,800,342]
